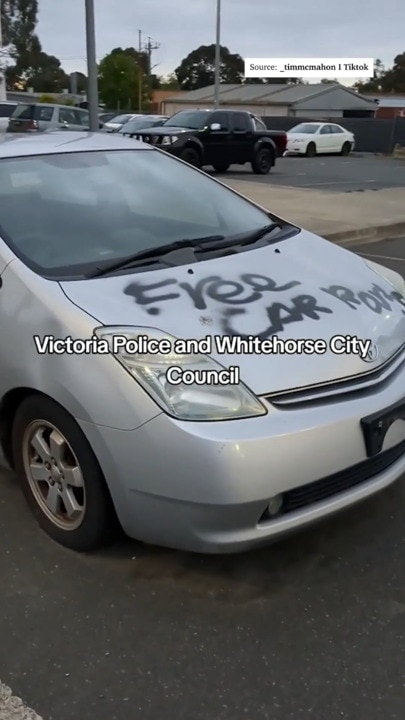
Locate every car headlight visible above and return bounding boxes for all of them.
[94,326,267,421]
[161,135,178,145]
[364,259,405,296]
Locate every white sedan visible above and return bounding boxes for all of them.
[286,122,355,157]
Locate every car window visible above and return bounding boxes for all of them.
[162,111,210,129]
[0,104,17,118]
[319,125,331,134]
[59,108,81,125]
[110,114,132,124]
[0,149,275,278]
[77,110,89,126]
[252,115,266,131]
[289,123,321,134]
[210,112,229,130]
[11,104,34,120]
[34,106,54,122]
[331,125,344,133]
[231,113,249,131]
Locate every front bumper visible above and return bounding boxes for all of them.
[80,362,405,554]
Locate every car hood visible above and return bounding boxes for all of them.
[60,230,405,396]
[136,126,190,136]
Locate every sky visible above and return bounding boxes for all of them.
[36,0,403,84]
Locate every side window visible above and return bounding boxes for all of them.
[0,104,16,118]
[209,112,229,130]
[319,125,331,134]
[77,110,90,126]
[252,115,266,130]
[332,125,344,133]
[59,108,80,125]
[231,113,249,131]
[36,106,54,122]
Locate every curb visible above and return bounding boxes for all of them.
[324,221,405,246]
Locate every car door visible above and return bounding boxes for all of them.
[330,124,346,151]
[58,107,87,131]
[317,124,334,153]
[229,112,252,163]
[204,111,230,166]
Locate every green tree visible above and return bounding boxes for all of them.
[175,44,244,90]
[98,50,142,110]
[353,59,386,92]
[1,0,38,73]
[157,73,180,89]
[380,53,405,93]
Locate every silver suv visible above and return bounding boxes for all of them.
[7,103,92,133]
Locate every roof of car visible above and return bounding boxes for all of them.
[0,131,153,158]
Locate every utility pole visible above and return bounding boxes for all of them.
[214,0,221,108]
[85,0,99,130]
[138,29,142,112]
[0,1,7,102]
[145,36,160,75]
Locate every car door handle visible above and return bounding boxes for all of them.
[59,123,69,129]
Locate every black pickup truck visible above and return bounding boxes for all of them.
[128,109,287,174]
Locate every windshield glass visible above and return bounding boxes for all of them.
[110,114,132,124]
[119,118,160,133]
[0,149,273,278]
[289,123,321,134]
[162,111,209,129]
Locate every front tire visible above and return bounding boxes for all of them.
[12,395,117,551]
[306,142,316,157]
[251,147,273,174]
[180,147,201,168]
[340,141,351,156]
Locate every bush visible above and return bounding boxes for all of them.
[38,94,56,103]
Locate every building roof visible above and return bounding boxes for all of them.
[166,82,377,108]
[375,97,405,107]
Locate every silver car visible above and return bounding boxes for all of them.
[0,131,404,553]
[7,103,92,133]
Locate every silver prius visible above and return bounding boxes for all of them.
[0,132,404,554]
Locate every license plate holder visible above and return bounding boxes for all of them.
[361,397,405,457]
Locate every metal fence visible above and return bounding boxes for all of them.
[261,116,405,154]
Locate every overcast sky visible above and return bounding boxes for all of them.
[37,0,403,82]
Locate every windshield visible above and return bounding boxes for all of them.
[0,149,274,279]
[109,114,132,124]
[119,118,161,133]
[162,111,209,129]
[289,123,321,134]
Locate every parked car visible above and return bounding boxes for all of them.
[103,113,143,132]
[0,101,18,132]
[286,122,355,157]
[7,103,93,133]
[118,115,169,136]
[99,112,118,125]
[134,109,287,174]
[0,131,404,554]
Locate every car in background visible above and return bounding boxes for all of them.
[285,122,355,157]
[99,112,118,125]
[0,131,404,555]
[103,113,143,132]
[118,115,169,136]
[0,101,18,132]
[7,103,93,133]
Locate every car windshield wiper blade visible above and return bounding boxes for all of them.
[87,235,225,278]
[197,222,284,253]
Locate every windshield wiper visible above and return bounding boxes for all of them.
[87,235,225,278]
[197,222,284,253]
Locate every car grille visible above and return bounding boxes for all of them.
[265,345,405,408]
[260,439,405,521]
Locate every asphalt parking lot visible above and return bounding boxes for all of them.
[226,155,405,192]
[1,237,404,720]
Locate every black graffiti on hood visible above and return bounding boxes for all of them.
[321,282,405,316]
[124,273,301,314]
[222,294,333,339]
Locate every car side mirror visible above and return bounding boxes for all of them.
[210,123,221,131]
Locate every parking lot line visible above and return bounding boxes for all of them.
[0,681,43,720]
[359,252,405,262]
